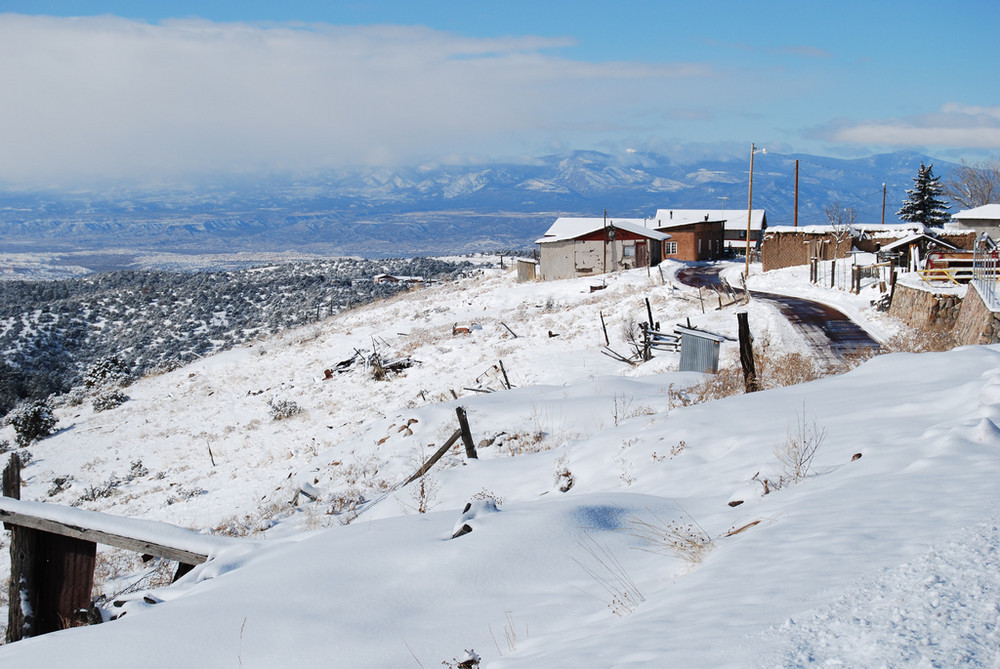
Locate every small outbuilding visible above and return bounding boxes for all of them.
[536,217,669,281]
[951,204,1000,240]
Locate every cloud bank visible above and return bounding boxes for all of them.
[0,15,710,186]
[816,103,1000,152]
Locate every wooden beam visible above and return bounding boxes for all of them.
[0,498,236,565]
[405,429,463,485]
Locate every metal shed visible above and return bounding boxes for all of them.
[676,326,727,373]
[516,258,538,282]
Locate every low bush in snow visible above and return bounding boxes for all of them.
[6,400,57,448]
[93,389,129,412]
[268,398,302,421]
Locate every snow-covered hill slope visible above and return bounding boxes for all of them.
[5,262,999,667]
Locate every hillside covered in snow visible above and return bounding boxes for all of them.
[1,260,998,667]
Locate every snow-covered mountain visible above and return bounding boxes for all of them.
[2,260,999,667]
[0,150,954,258]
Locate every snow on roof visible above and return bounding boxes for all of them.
[766,223,923,237]
[880,233,958,251]
[953,204,1000,221]
[537,217,669,244]
[655,217,726,231]
[653,209,766,231]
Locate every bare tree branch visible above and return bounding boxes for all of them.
[946,159,1000,209]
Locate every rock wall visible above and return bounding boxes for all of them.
[888,284,963,330]
[953,284,1000,345]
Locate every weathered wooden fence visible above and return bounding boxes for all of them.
[2,454,238,642]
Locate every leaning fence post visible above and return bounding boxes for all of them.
[737,312,760,393]
[455,407,478,459]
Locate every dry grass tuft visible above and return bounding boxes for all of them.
[627,508,715,565]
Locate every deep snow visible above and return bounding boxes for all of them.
[2,259,997,668]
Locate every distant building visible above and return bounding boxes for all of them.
[761,223,977,272]
[951,204,1000,239]
[653,209,767,255]
[651,216,726,262]
[536,217,669,281]
[373,274,424,285]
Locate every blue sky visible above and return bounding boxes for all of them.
[0,1,997,186]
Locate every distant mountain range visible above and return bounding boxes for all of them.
[0,150,958,258]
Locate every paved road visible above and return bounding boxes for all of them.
[675,264,881,362]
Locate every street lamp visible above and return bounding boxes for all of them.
[745,143,766,279]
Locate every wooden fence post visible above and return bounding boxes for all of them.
[5,454,36,643]
[4,454,97,641]
[737,312,760,393]
[455,407,478,459]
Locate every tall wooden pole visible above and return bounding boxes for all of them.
[881,183,886,225]
[794,159,799,227]
[737,312,760,393]
[745,143,755,279]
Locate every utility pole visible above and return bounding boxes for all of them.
[745,143,756,279]
[794,159,799,228]
[881,183,886,225]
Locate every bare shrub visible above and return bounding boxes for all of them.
[575,534,644,617]
[775,408,826,483]
[883,327,955,354]
[687,365,744,404]
[496,430,548,457]
[627,508,715,564]
[752,408,828,495]
[213,500,287,537]
[403,447,440,514]
[92,548,175,605]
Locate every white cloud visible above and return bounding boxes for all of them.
[0,15,712,186]
[818,103,1000,150]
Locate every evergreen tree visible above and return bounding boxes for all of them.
[897,162,951,227]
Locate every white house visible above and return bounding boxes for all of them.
[951,204,1000,239]
[535,217,669,281]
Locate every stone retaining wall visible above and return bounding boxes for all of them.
[888,283,963,330]
[953,284,1000,345]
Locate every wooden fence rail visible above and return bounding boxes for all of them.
[2,454,239,643]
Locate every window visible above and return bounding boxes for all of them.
[664,241,678,255]
[623,244,635,258]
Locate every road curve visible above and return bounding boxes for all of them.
[675,264,881,362]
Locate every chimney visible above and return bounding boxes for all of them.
[670,210,673,219]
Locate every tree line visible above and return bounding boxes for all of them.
[0,256,473,416]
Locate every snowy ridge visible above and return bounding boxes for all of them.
[1,261,999,667]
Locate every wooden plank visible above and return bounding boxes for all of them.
[0,498,236,565]
[0,507,209,564]
[35,532,96,634]
[404,429,463,485]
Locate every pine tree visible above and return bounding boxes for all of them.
[897,162,951,227]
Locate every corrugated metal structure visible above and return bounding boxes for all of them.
[677,326,727,373]
[516,258,538,282]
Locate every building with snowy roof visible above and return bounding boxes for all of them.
[535,217,669,281]
[951,204,1000,239]
[653,208,767,255]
